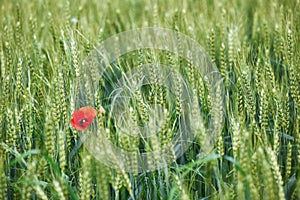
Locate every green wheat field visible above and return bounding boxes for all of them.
[0,0,299,199]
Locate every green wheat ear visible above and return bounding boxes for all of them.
[0,148,7,200]
[79,150,92,200]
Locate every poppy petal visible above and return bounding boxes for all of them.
[81,107,98,122]
[70,106,98,131]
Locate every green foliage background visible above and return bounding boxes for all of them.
[0,0,299,199]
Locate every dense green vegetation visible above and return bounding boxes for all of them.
[0,0,299,199]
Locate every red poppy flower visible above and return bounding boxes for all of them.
[70,106,98,131]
